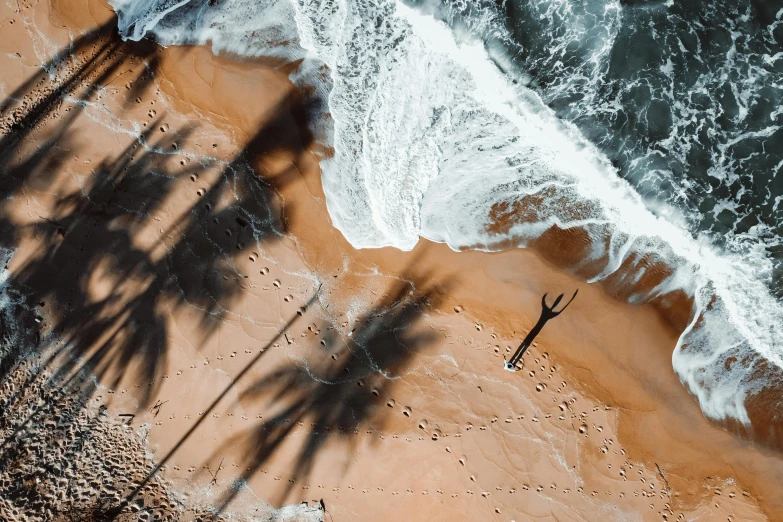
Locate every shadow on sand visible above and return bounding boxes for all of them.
[0,15,450,520]
[0,17,332,519]
[207,267,450,513]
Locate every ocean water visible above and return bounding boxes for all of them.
[109,0,783,427]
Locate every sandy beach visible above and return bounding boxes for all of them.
[1,1,783,521]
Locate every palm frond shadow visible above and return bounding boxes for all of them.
[209,268,452,512]
[0,16,317,488]
[0,19,162,411]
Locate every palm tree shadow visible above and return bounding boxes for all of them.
[0,15,318,492]
[207,266,452,513]
[0,19,161,397]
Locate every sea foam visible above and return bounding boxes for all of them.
[110,0,783,428]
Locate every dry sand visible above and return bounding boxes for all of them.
[0,1,782,521]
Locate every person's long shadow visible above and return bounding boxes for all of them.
[204,266,452,513]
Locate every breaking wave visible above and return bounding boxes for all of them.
[109,0,783,429]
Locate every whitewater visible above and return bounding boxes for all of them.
[110,0,783,427]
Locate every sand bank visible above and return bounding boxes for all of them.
[0,0,781,521]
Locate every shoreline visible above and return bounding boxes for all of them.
[0,0,781,520]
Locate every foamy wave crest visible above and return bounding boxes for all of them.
[109,0,783,429]
[108,0,334,152]
[110,0,303,59]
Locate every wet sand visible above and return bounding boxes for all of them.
[0,0,782,521]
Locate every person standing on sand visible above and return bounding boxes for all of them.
[504,289,578,371]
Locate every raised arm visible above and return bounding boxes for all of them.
[550,289,578,316]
